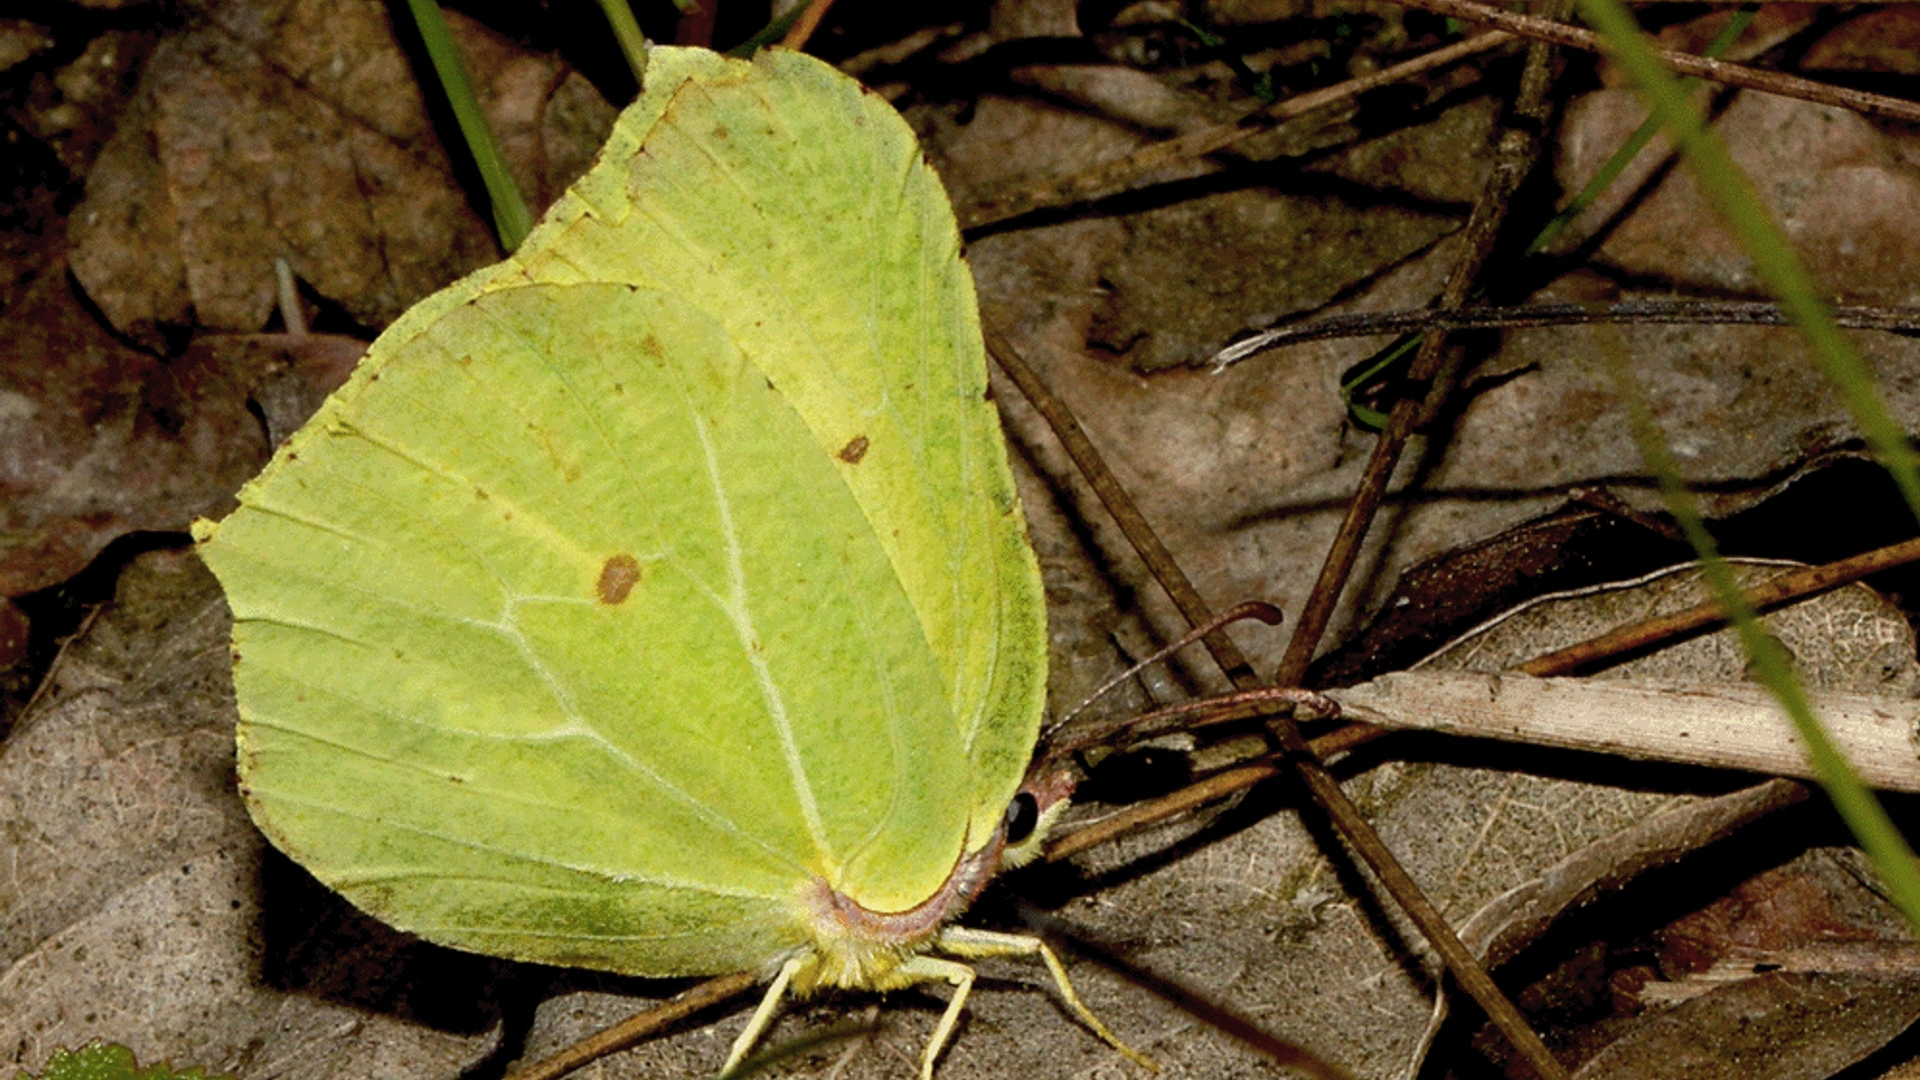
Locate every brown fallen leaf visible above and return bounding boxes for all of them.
[0,549,503,1078]
[1572,972,1920,1079]
[0,265,264,597]
[66,0,614,347]
[1551,88,1920,306]
[1804,6,1920,77]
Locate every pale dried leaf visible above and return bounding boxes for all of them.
[0,550,500,1079]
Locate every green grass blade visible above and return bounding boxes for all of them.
[1575,0,1920,508]
[402,0,535,251]
[1527,5,1755,256]
[1599,327,1920,931]
[727,6,807,58]
[594,0,651,86]
[1577,0,1920,932]
[1342,8,1753,429]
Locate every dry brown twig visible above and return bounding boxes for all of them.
[505,972,758,1080]
[985,326,1260,684]
[959,30,1514,229]
[1069,533,1920,874]
[990,285,1571,1080]
[781,0,837,50]
[1393,0,1920,124]
[1520,537,1920,677]
[1213,301,1920,370]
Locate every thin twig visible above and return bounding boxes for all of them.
[1083,534,1920,857]
[1519,535,1920,676]
[503,971,758,1080]
[1392,0,1920,125]
[1213,301,1920,369]
[986,325,1259,685]
[992,130,1572,1073]
[960,31,1513,230]
[1048,684,1342,764]
[1275,45,1555,684]
[1262,18,1573,1078]
[1046,602,1285,746]
[781,0,837,50]
[1046,723,1385,863]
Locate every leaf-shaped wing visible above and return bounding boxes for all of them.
[516,49,1048,860]
[197,47,1045,973]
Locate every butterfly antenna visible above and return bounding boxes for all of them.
[1068,684,1341,749]
[1041,601,1284,743]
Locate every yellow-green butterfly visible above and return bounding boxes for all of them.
[193,45,1138,1079]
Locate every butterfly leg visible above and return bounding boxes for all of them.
[720,954,804,1078]
[934,926,1154,1071]
[889,954,976,1080]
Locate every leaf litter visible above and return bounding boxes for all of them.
[4,0,1920,1077]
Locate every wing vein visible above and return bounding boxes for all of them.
[690,408,834,866]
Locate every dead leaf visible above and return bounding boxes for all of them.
[1804,7,1920,77]
[1553,88,1920,306]
[0,21,53,76]
[0,266,267,597]
[66,0,614,347]
[0,549,500,1078]
[1568,971,1920,1079]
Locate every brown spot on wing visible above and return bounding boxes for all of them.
[597,554,643,605]
[837,435,870,464]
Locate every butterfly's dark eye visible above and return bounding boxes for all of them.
[1002,792,1040,845]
